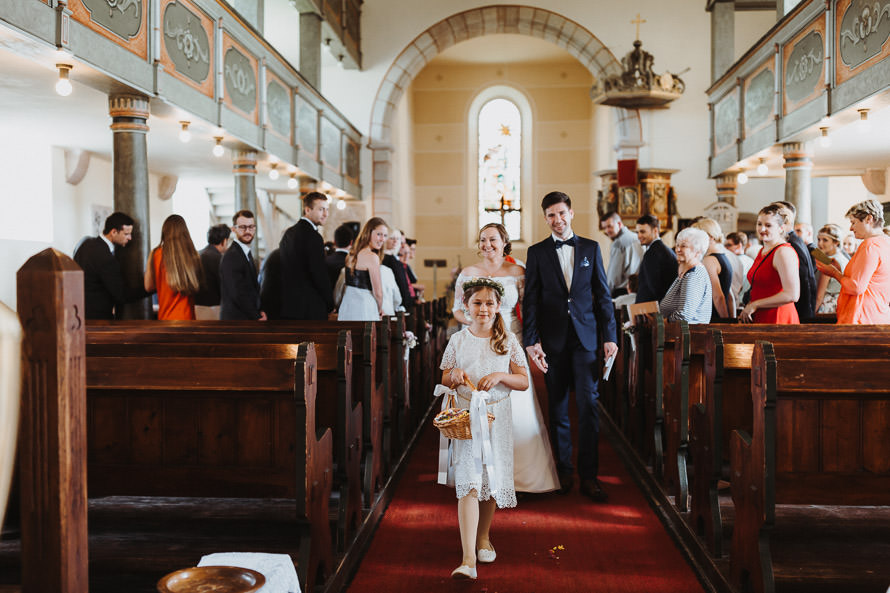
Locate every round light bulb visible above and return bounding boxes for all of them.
[287,176,298,189]
[179,129,191,143]
[55,77,72,96]
[269,168,279,180]
[212,143,224,157]
[757,162,768,175]
[819,134,831,148]
[336,198,347,210]
[737,171,748,185]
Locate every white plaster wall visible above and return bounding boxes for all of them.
[391,88,414,236]
[263,0,302,71]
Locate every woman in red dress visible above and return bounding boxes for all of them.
[739,203,800,324]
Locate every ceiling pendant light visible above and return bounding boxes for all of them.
[756,158,768,176]
[287,173,298,189]
[179,121,191,143]
[857,109,871,134]
[212,136,224,157]
[819,127,831,148]
[736,169,748,185]
[55,64,73,96]
[268,163,279,180]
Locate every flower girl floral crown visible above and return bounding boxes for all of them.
[461,277,505,298]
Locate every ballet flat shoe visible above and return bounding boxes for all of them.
[451,565,477,580]
[477,547,497,563]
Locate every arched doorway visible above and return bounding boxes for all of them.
[368,5,643,221]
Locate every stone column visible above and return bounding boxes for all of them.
[300,11,322,90]
[109,94,152,319]
[782,141,813,224]
[710,1,735,83]
[233,150,258,259]
[716,172,738,206]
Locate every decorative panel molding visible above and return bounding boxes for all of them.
[713,87,740,155]
[69,0,148,59]
[221,32,258,123]
[296,95,319,159]
[160,0,213,97]
[744,58,776,136]
[265,72,292,142]
[320,116,341,173]
[344,137,359,184]
[835,0,890,85]
[782,15,826,115]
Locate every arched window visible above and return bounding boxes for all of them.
[477,98,522,240]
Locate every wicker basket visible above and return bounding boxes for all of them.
[433,379,494,440]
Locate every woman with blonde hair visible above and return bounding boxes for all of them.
[338,217,388,321]
[691,217,733,318]
[739,204,800,324]
[814,223,849,313]
[815,199,890,324]
[145,214,202,320]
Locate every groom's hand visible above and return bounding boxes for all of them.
[603,341,618,360]
[526,343,548,373]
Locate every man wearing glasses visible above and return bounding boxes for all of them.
[220,210,266,320]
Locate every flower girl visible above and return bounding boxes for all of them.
[438,278,528,579]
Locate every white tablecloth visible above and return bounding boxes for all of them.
[198,552,300,593]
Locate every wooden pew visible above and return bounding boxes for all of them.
[688,325,890,557]
[86,319,389,508]
[86,335,361,554]
[730,341,890,593]
[385,313,411,464]
[86,340,334,591]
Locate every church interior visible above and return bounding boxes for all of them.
[2,0,890,592]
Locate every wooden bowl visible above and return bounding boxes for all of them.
[157,566,266,593]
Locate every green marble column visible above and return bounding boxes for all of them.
[783,141,813,225]
[233,151,258,258]
[109,94,152,319]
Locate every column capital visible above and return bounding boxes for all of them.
[233,151,258,175]
[782,141,813,171]
[716,173,738,205]
[108,94,150,133]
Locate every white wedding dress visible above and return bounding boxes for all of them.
[454,273,560,493]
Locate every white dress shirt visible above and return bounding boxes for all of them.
[552,231,575,290]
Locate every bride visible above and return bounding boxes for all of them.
[453,223,559,493]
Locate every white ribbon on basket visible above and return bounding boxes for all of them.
[433,381,499,496]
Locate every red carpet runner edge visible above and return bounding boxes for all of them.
[345,421,706,593]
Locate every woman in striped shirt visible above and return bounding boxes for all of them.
[659,227,712,324]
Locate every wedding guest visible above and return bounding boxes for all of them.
[453,223,559,494]
[814,223,849,313]
[843,233,860,257]
[794,222,817,254]
[774,201,816,321]
[383,227,414,310]
[339,217,387,321]
[725,231,753,307]
[739,204,800,324]
[220,210,265,321]
[326,223,354,289]
[194,223,230,320]
[691,217,733,318]
[634,214,676,304]
[815,199,890,324]
[279,192,333,320]
[144,214,202,320]
[439,278,527,580]
[73,211,139,319]
[601,211,641,297]
[659,227,712,324]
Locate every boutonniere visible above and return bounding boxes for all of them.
[580,256,590,267]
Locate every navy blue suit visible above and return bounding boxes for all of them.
[523,235,617,481]
[635,238,678,304]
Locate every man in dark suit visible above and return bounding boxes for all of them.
[220,210,265,320]
[326,223,354,289]
[73,211,136,319]
[382,228,414,310]
[194,223,230,319]
[634,214,677,304]
[279,192,333,320]
[523,191,618,502]
[775,201,817,321]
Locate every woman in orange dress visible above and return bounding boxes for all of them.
[739,203,800,324]
[815,199,890,324]
[144,214,202,320]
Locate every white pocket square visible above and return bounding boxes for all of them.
[580,256,590,267]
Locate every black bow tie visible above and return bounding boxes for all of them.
[554,236,576,249]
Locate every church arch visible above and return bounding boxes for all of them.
[368,5,643,221]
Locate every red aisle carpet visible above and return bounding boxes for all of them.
[346,422,705,593]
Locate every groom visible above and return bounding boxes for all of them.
[523,191,618,502]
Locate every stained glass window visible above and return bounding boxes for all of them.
[478,98,522,240]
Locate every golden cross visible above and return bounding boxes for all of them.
[631,13,646,40]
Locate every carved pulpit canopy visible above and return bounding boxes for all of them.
[590,14,686,109]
